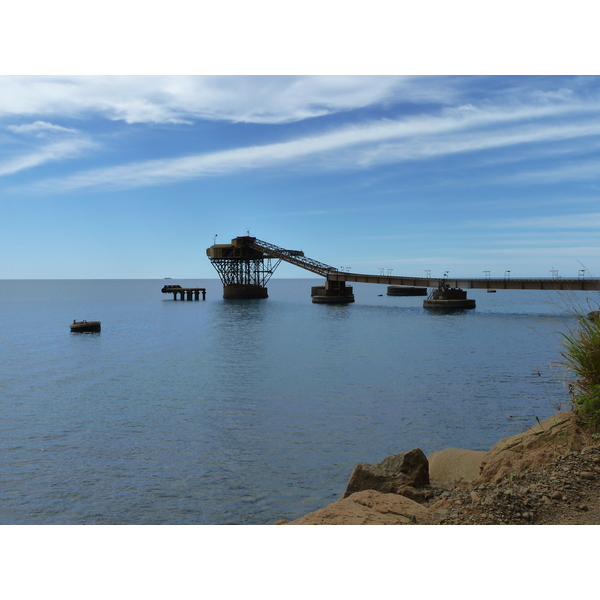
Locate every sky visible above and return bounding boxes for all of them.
[2,74,600,280]
[2,0,599,283]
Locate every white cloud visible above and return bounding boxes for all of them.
[0,75,411,125]
[481,246,600,259]
[0,138,96,177]
[459,212,600,231]
[498,157,600,185]
[19,97,600,193]
[4,76,600,192]
[3,75,585,127]
[1,118,88,176]
[7,120,77,135]
[352,119,600,168]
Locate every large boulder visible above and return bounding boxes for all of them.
[477,410,592,483]
[279,490,432,525]
[343,448,429,498]
[428,448,486,487]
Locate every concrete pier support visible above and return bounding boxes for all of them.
[223,284,269,299]
[423,286,475,310]
[311,280,355,304]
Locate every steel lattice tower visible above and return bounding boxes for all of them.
[206,236,282,298]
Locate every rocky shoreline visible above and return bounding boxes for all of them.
[275,410,600,525]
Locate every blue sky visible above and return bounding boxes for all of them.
[2,74,600,280]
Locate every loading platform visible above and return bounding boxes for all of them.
[161,285,206,300]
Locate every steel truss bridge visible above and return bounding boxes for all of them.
[207,236,600,299]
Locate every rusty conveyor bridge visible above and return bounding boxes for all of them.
[246,237,600,291]
[207,236,600,302]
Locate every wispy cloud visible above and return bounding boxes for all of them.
[459,212,600,230]
[477,246,600,260]
[4,76,600,194]
[7,120,78,136]
[498,157,600,185]
[0,75,413,125]
[351,118,600,168]
[1,75,596,128]
[1,118,91,176]
[0,138,96,176]
[17,96,600,193]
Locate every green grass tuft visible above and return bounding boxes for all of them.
[560,310,600,431]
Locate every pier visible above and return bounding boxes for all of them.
[161,285,206,301]
[207,236,600,307]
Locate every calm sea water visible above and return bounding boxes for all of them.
[0,278,594,524]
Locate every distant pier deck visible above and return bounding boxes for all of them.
[161,285,206,300]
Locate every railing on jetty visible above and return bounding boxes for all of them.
[324,272,600,291]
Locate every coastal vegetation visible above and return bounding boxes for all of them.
[561,308,600,432]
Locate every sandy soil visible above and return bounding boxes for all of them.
[421,442,600,525]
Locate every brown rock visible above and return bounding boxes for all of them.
[477,411,592,484]
[343,448,429,498]
[580,471,596,480]
[428,448,486,486]
[430,497,451,511]
[397,486,433,503]
[284,490,432,525]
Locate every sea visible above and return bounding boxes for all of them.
[0,278,595,525]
